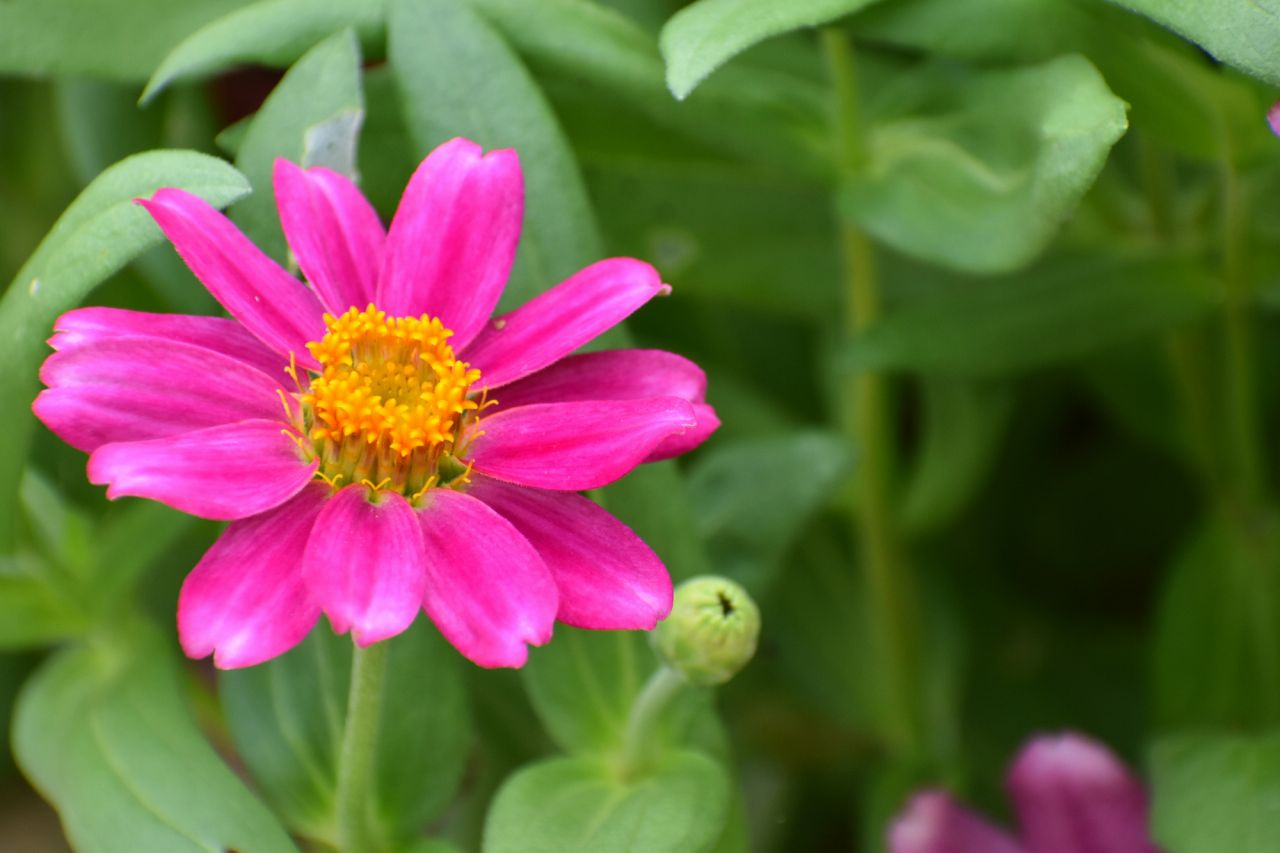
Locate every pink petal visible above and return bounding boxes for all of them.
[1269,101,1280,138]
[35,336,286,453]
[466,398,697,491]
[416,488,557,668]
[87,419,317,520]
[137,189,326,369]
[463,258,668,390]
[377,138,521,349]
[1007,733,1158,853]
[492,349,708,409]
[648,403,720,462]
[490,348,720,463]
[469,478,672,630]
[50,306,285,377]
[273,159,385,315]
[888,791,1024,853]
[302,485,427,646]
[179,484,326,669]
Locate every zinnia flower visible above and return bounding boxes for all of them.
[888,732,1160,853]
[33,137,718,669]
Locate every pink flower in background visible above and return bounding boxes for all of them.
[33,137,718,669]
[889,732,1160,853]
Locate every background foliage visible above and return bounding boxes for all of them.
[2,0,1280,850]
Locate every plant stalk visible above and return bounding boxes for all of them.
[822,28,924,758]
[618,664,688,777]
[335,640,389,853]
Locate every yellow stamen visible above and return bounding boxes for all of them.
[296,304,487,500]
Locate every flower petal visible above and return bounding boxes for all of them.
[469,478,672,630]
[417,488,557,668]
[303,485,427,646]
[490,348,720,462]
[50,306,285,377]
[467,398,697,491]
[463,258,667,389]
[1007,733,1158,853]
[273,159,385,314]
[87,419,317,520]
[888,791,1024,853]
[35,336,286,453]
[178,484,326,669]
[377,138,521,348]
[493,349,708,409]
[138,188,326,368]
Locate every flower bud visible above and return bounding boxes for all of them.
[650,576,760,686]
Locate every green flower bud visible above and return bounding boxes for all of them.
[650,576,760,686]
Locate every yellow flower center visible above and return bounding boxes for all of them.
[293,304,485,499]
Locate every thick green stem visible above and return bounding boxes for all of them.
[1219,159,1266,508]
[336,640,389,853]
[618,665,688,777]
[822,29,924,758]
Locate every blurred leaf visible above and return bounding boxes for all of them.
[0,0,252,81]
[841,55,1127,273]
[221,621,470,846]
[1110,0,1280,88]
[843,253,1217,377]
[660,0,881,99]
[688,431,853,590]
[521,628,650,754]
[388,0,600,309]
[483,751,730,853]
[1152,516,1280,730]
[13,623,296,852]
[900,379,1014,535]
[851,0,1106,63]
[144,0,384,102]
[851,0,1270,164]
[0,150,250,550]
[1151,730,1280,852]
[231,28,364,260]
[466,0,832,178]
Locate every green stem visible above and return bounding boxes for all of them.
[1219,159,1266,508]
[335,640,389,853]
[619,665,687,776]
[822,28,924,758]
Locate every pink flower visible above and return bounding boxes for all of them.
[889,732,1161,853]
[34,137,718,669]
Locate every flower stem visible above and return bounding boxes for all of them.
[822,28,924,758]
[335,640,389,853]
[619,664,688,776]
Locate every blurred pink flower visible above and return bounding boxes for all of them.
[34,137,718,669]
[889,732,1160,853]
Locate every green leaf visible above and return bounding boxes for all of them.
[900,379,1014,535]
[143,0,385,103]
[0,150,250,550]
[688,431,853,590]
[660,0,881,99]
[0,0,253,81]
[521,628,650,754]
[484,751,730,853]
[231,29,364,260]
[221,621,471,846]
[388,0,600,309]
[1151,731,1280,852]
[13,624,296,852]
[1152,516,1280,730]
[843,253,1216,377]
[840,55,1127,273]
[466,0,832,178]
[1110,0,1280,87]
